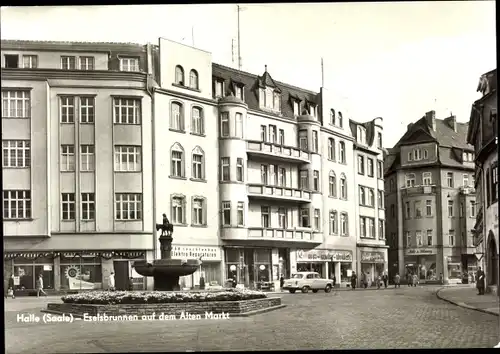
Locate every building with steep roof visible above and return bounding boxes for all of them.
[467,68,498,295]
[385,110,476,284]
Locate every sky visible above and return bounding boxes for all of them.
[1,2,496,148]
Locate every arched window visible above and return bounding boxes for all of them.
[191,195,207,226]
[191,146,205,180]
[175,65,185,85]
[170,102,184,131]
[189,69,199,90]
[170,193,186,224]
[191,106,204,135]
[360,187,366,205]
[340,212,348,236]
[329,171,337,198]
[339,141,346,163]
[170,143,185,178]
[338,112,343,128]
[340,173,347,199]
[330,109,336,125]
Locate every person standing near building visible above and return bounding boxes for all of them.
[394,273,401,288]
[412,273,419,287]
[7,274,15,299]
[350,271,357,290]
[108,271,115,291]
[36,274,47,297]
[476,267,485,295]
[280,274,285,291]
[382,272,388,289]
[331,274,337,289]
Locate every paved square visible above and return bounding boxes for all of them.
[5,286,499,353]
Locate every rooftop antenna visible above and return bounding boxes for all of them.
[192,26,195,47]
[231,38,236,67]
[237,5,246,71]
[321,57,325,88]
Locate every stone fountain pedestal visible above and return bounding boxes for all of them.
[133,233,201,291]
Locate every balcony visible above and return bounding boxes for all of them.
[247,184,311,203]
[401,185,437,197]
[246,140,310,164]
[459,186,476,195]
[248,227,322,245]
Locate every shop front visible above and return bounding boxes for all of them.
[171,245,222,289]
[295,249,353,286]
[447,256,463,284]
[359,250,387,286]
[4,251,147,292]
[404,248,438,282]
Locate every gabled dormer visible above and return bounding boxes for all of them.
[288,92,302,116]
[257,65,282,113]
[357,125,367,145]
[230,78,245,100]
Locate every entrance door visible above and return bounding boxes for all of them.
[113,261,129,290]
[487,236,498,286]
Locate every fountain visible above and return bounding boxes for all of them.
[132,214,202,291]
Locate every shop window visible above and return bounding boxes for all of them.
[340,263,352,283]
[13,256,55,290]
[225,248,240,263]
[254,248,270,263]
[59,255,102,290]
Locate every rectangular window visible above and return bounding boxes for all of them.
[222,201,231,226]
[115,193,142,220]
[405,174,416,188]
[367,158,374,177]
[358,155,365,175]
[408,152,413,161]
[60,145,75,171]
[192,198,205,226]
[378,190,384,208]
[3,190,31,219]
[192,153,203,180]
[415,201,422,218]
[278,129,285,145]
[328,138,336,160]
[470,201,476,217]
[269,125,277,144]
[214,80,223,98]
[339,142,346,163]
[236,158,244,182]
[221,157,230,181]
[4,54,19,68]
[80,97,95,123]
[235,113,243,138]
[369,218,375,238]
[2,140,30,167]
[314,209,320,230]
[61,56,76,70]
[492,165,498,202]
[114,146,142,172]
[79,56,95,70]
[449,230,455,246]
[273,92,281,111]
[171,150,183,177]
[119,57,139,72]
[171,196,185,224]
[312,131,319,153]
[60,96,75,123]
[61,193,76,221]
[235,85,243,100]
[300,208,309,227]
[462,174,469,187]
[377,161,383,179]
[261,206,270,228]
[22,55,38,69]
[446,172,453,187]
[278,167,286,187]
[427,230,433,246]
[270,165,278,185]
[278,207,287,229]
[237,202,244,226]
[426,200,432,216]
[313,170,319,192]
[377,132,383,149]
[309,104,316,117]
[293,100,300,116]
[113,98,141,124]
[260,125,267,142]
[405,231,411,247]
[299,170,308,190]
[220,112,230,137]
[2,90,30,118]
[416,230,422,246]
[298,130,308,150]
[405,202,411,219]
[329,211,337,235]
[360,217,366,237]
[81,193,95,221]
[260,164,268,184]
[192,107,204,135]
[448,200,454,217]
[422,172,432,185]
[424,150,428,159]
[378,220,385,239]
[340,213,348,236]
[80,145,95,171]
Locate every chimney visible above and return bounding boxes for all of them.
[407,123,413,131]
[444,114,457,132]
[425,110,436,131]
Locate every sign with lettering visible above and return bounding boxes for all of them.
[405,248,436,256]
[360,252,385,263]
[171,246,221,261]
[296,249,352,262]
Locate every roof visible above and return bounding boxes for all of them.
[212,63,318,120]
[1,39,146,52]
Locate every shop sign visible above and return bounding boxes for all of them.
[171,246,221,261]
[360,252,385,263]
[43,265,52,271]
[405,248,436,256]
[13,276,20,286]
[296,249,352,262]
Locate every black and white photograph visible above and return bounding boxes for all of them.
[2,2,499,352]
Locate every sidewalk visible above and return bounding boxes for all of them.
[436,286,500,316]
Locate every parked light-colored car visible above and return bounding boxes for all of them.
[282,272,333,294]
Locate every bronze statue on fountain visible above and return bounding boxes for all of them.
[133,213,202,291]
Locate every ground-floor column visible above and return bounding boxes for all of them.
[53,257,61,290]
[101,258,114,290]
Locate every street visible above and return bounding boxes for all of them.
[5,286,499,352]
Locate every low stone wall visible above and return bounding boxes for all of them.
[46,297,282,317]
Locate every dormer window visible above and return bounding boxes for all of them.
[273,92,280,111]
[260,88,280,112]
[357,126,366,144]
[214,79,224,98]
[338,112,343,128]
[119,57,139,72]
[309,104,316,117]
[377,132,382,149]
[189,70,199,90]
[235,84,243,100]
[175,65,185,85]
[413,149,422,160]
[293,100,300,116]
[4,54,19,68]
[463,152,474,162]
[330,109,336,125]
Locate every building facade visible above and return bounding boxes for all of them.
[2,38,387,291]
[385,110,477,284]
[467,68,498,294]
[2,40,155,291]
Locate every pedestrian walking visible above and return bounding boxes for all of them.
[350,271,357,290]
[382,272,388,289]
[412,274,418,287]
[361,272,368,289]
[407,273,413,287]
[331,274,337,289]
[439,273,444,285]
[476,267,485,295]
[376,275,382,289]
[394,273,401,288]
[7,274,15,299]
[280,274,285,291]
[36,274,47,297]
[108,271,115,291]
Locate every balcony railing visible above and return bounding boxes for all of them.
[247,184,311,202]
[247,227,321,244]
[459,186,476,194]
[246,140,310,163]
[401,185,437,196]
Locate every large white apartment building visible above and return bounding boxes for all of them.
[2,38,387,292]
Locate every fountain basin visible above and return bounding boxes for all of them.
[133,259,201,277]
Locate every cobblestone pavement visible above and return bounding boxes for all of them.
[5,286,499,353]
[437,286,500,315]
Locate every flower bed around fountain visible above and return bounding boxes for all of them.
[44,289,285,318]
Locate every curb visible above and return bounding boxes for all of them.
[435,288,499,317]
